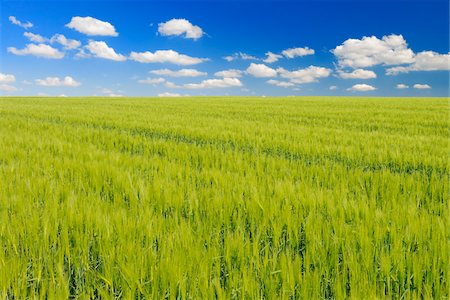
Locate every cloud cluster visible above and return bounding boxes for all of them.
[223,52,257,62]
[386,51,450,75]
[183,77,242,89]
[130,50,207,65]
[0,73,16,83]
[35,76,81,87]
[338,69,377,79]
[150,68,206,77]
[266,79,294,88]
[282,47,315,58]
[8,43,64,59]
[413,84,431,89]
[24,32,46,43]
[347,84,376,92]
[66,16,118,36]
[0,73,17,93]
[277,66,331,84]
[50,34,81,50]
[138,77,166,84]
[396,84,409,89]
[263,52,283,63]
[9,16,33,29]
[246,63,277,77]
[214,69,243,78]
[158,92,188,97]
[158,19,203,40]
[85,40,126,61]
[333,34,414,68]
[0,84,18,92]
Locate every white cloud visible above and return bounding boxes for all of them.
[266,79,294,88]
[223,52,257,62]
[347,84,376,92]
[333,34,415,68]
[338,69,377,79]
[0,84,18,92]
[75,48,91,59]
[413,84,431,89]
[66,16,118,36]
[129,50,207,65]
[50,34,81,50]
[246,63,277,78]
[58,94,68,97]
[282,47,315,58]
[164,81,179,89]
[9,16,33,29]
[8,44,64,59]
[0,73,16,83]
[183,77,243,89]
[277,65,331,84]
[158,19,203,40]
[263,52,282,63]
[138,77,166,84]
[214,69,243,78]
[85,40,126,61]
[35,76,81,87]
[396,84,409,89]
[158,92,188,97]
[99,88,123,97]
[24,32,47,43]
[329,85,337,90]
[386,51,450,75]
[149,68,206,77]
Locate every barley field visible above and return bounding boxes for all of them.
[0,96,448,299]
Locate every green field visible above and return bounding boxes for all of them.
[0,97,448,299]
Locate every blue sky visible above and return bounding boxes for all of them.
[1,0,449,97]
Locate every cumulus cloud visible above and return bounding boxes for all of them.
[50,34,81,50]
[214,69,243,78]
[158,18,203,40]
[413,84,431,89]
[85,40,126,61]
[66,16,118,36]
[282,47,315,58]
[386,51,450,75]
[158,92,188,97]
[333,34,415,68]
[223,52,257,62]
[338,69,377,79]
[138,77,166,84]
[0,73,16,83]
[347,84,376,92]
[149,68,206,77]
[129,50,207,65]
[329,85,338,90]
[9,16,33,29]
[0,84,18,92]
[75,48,91,59]
[24,32,47,43]
[266,79,294,88]
[182,77,242,89]
[396,84,409,89]
[35,76,81,87]
[277,66,331,84]
[263,52,282,63]
[8,43,64,59]
[246,63,277,78]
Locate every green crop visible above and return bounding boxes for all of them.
[0,96,448,299]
